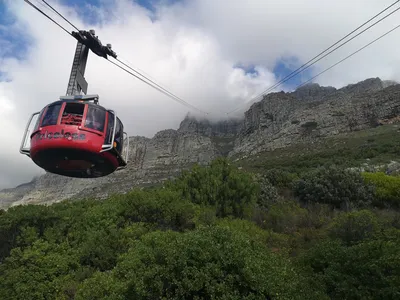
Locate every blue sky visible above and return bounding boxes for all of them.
[272,57,314,90]
[0,0,314,90]
[58,0,180,22]
[234,58,314,92]
[57,0,160,24]
[0,0,178,69]
[0,1,30,61]
[58,0,179,13]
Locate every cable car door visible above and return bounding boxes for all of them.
[20,110,42,157]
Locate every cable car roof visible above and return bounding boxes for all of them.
[45,94,106,109]
[60,94,99,101]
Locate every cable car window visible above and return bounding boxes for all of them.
[105,111,115,145]
[85,106,106,132]
[61,102,84,126]
[114,117,124,153]
[41,104,62,127]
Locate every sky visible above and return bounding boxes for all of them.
[1,0,400,189]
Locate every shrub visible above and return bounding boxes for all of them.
[262,168,299,188]
[293,166,375,210]
[362,172,400,208]
[264,200,308,234]
[327,210,380,245]
[300,238,400,299]
[75,271,125,300]
[256,175,279,209]
[120,189,197,231]
[106,227,327,299]
[301,121,318,128]
[166,158,259,218]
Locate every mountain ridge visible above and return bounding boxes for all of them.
[1,76,399,209]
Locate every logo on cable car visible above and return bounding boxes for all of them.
[36,129,86,141]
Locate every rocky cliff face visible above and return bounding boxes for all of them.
[230,78,400,157]
[1,77,399,209]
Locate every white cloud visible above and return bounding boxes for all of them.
[1,0,400,189]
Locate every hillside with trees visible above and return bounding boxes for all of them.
[1,133,399,299]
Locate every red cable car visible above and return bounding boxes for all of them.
[20,94,129,178]
[19,29,129,178]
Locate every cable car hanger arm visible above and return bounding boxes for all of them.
[71,30,117,60]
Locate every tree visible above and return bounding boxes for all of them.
[166,158,259,218]
[101,226,327,299]
[300,238,400,299]
[293,166,375,210]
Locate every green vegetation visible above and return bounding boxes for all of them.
[238,124,400,175]
[362,172,400,208]
[1,125,400,299]
[294,165,375,210]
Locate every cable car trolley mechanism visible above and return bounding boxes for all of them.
[20,29,129,178]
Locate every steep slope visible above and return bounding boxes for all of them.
[230,78,400,157]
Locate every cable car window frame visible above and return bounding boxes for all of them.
[121,131,129,164]
[105,111,114,145]
[41,103,62,127]
[61,102,85,126]
[83,104,106,133]
[101,109,117,152]
[104,111,115,145]
[113,117,123,154]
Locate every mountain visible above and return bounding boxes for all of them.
[1,77,399,209]
[230,77,400,157]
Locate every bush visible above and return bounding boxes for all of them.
[256,175,279,209]
[215,218,291,252]
[166,158,259,218]
[327,210,380,246]
[362,172,400,208]
[75,271,125,300]
[301,121,318,129]
[0,240,80,300]
[300,238,400,299]
[373,209,400,230]
[264,200,308,234]
[104,227,327,299]
[293,166,375,210]
[120,189,197,231]
[262,169,299,188]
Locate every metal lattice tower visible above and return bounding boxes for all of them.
[66,40,89,96]
[66,29,117,97]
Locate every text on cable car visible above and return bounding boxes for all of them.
[36,129,86,140]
